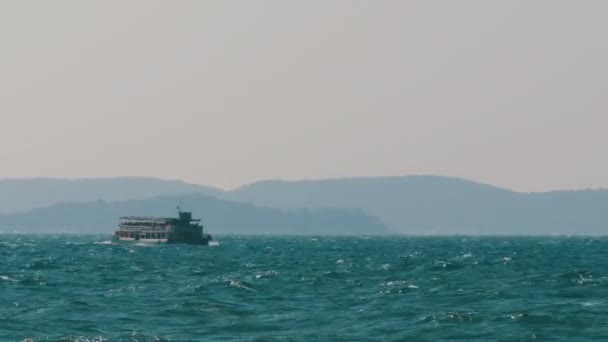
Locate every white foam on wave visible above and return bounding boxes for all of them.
[93,241,113,245]
[0,275,18,283]
[133,242,157,247]
[209,241,220,247]
[509,313,524,320]
[64,241,87,245]
[229,279,256,292]
[582,301,600,307]
[255,270,279,279]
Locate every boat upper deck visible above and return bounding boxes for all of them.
[120,216,201,223]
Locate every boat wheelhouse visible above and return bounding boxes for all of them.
[113,208,212,245]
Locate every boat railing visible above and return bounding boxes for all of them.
[118,225,173,232]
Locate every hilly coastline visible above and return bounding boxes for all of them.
[1,176,607,235]
[227,176,608,235]
[0,177,220,214]
[0,194,390,235]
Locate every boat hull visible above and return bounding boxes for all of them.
[112,234,212,245]
[113,237,168,244]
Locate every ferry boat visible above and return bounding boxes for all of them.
[113,208,212,245]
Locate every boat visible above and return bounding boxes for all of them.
[113,207,212,245]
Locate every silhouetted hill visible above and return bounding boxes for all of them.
[226,176,608,235]
[1,175,607,235]
[0,194,391,235]
[0,177,222,214]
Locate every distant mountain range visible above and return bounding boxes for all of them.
[0,176,607,235]
[0,194,390,235]
[226,176,608,235]
[0,177,220,214]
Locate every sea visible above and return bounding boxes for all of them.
[1,235,607,341]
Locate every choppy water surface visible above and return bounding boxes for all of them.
[1,235,607,341]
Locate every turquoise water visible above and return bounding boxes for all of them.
[1,235,607,341]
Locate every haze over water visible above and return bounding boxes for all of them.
[2,235,607,341]
[2,1,608,192]
[2,1,607,340]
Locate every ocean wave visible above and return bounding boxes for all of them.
[2,235,607,340]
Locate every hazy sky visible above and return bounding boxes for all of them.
[1,1,606,191]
